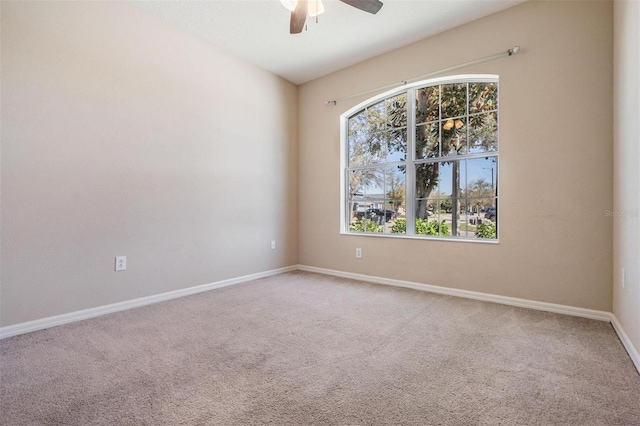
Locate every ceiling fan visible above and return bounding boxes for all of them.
[282,0,384,34]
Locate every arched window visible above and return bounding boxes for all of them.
[341,75,498,240]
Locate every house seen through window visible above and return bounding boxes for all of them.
[341,75,498,240]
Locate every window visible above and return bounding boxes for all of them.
[341,75,498,241]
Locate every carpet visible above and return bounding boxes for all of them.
[1,271,639,425]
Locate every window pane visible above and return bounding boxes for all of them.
[469,111,498,153]
[436,162,453,196]
[476,198,497,239]
[442,161,465,197]
[466,157,498,239]
[385,167,404,233]
[368,132,388,163]
[469,82,498,114]
[416,86,439,124]
[348,133,367,167]
[347,170,365,204]
[385,166,406,207]
[458,211,471,238]
[387,94,407,128]
[348,168,385,233]
[368,169,385,202]
[415,201,450,237]
[389,216,407,235]
[415,163,439,218]
[416,122,439,159]
[347,170,365,226]
[441,83,467,119]
[466,157,497,208]
[437,161,464,237]
[348,108,386,166]
[367,101,386,131]
[441,117,467,156]
[348,133,386,166]
[349,215,384,233]
[348,110,366,166]
[350,169,384,199]
[463,209,483,239]
[387,128,407,162]
[348,109,366,136]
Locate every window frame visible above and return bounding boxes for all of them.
[340,74,499,243]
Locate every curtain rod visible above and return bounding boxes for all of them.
[325,45,521,106]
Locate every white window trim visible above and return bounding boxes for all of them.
[340,74,499,243]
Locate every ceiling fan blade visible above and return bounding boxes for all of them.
[339,0,383,14]
[290,0,308,34]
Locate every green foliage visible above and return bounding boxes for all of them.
[416,219,450,236]
[350,220,383,233]
[390,218,450,236]
[391,218,407,234]
[476,221,497,239]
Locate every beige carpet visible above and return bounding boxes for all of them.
[1,271,639,425]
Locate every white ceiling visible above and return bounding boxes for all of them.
[133,0,526,85]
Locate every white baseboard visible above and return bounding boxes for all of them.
[611,314,640,373]
[0,265,297,339]
[3,263,638,376]
[298,265,612,321]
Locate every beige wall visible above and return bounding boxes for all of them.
[299,1,614,311]
[0,0,624,332]
[613,0,640,357]
[0,1,298,326]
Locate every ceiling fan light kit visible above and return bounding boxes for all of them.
[285,0,383,34]
[281,0,325,17]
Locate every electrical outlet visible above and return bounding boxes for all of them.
[115,256,126,271]
[355,248,362,259]
[621,268,625,289]
[271,240,276,250]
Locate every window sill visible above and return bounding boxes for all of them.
[340,231,499,244]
